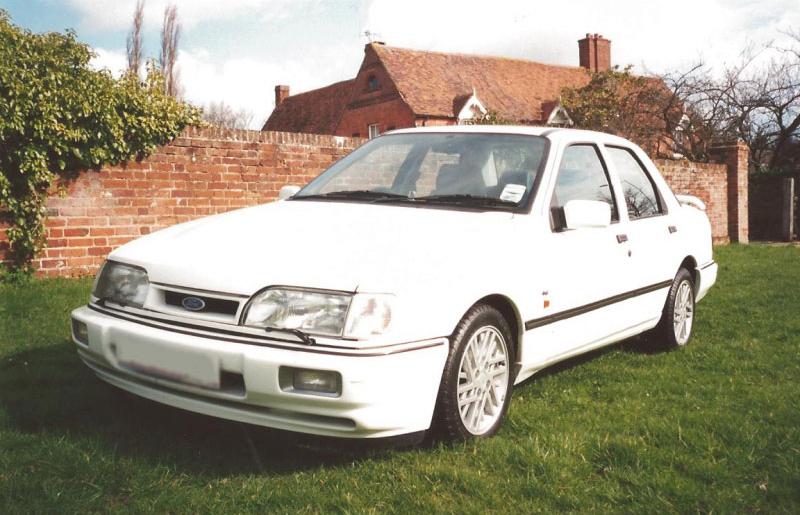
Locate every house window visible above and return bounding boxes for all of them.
[367,74,379,92]
[368,123,380,139]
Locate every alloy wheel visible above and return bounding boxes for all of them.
[456,326,510,435]
[672,280,694,345]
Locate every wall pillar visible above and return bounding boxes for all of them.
[710,141,749,243]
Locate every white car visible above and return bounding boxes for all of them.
[71,126,717,441]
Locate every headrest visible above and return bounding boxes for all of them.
[436,164,462,191]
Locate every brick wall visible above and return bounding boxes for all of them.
[709,142,749,243]
[0,129,748,276]
[656,159,730,243]
[0,128,362,277]
[337,98,416,138]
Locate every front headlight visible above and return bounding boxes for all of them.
[242,288,394,339]
[92,261,150,308]
[243,288,351,337]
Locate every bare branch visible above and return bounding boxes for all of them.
[159,4,181,97]
[126,0,144,77]
[202,102,255,129]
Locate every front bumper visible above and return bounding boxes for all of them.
[71,305,449,438]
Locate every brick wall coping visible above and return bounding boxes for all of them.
[179,126,365,147]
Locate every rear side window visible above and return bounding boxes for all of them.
[550,144,618,231]
[606,146,663,219]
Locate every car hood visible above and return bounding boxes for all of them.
[110,200,516,296]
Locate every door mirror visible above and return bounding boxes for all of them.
[278,185,301,200]
[563,200,611,229]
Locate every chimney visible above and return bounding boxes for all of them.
[274,85,290,106]
[578,33,611,73]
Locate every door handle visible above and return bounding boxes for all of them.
[616,233,628,244]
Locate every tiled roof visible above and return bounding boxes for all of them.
[262,79,355,134]
[371,44,591,122]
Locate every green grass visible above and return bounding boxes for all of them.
[1,245,798,513]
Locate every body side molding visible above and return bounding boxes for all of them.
[525,280,672,330]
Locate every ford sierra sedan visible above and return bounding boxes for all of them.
[71,126,717,441]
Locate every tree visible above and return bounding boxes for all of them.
[561,66,680,158]
[202,102,255,129]
[0,10,201,277]
[657,32,800,171]
[471,109,516,126]
[159,4,181,97]
[126,0,144,77]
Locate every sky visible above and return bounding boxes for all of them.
[2,0,799,129]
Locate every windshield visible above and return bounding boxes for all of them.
[292,133,548,211]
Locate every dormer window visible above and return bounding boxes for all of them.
[454,89,487,124]
[545,103,574,127]
[367,75,379,92]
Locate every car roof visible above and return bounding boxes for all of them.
[385,125,636,147]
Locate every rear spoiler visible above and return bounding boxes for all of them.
[676,194,706,211]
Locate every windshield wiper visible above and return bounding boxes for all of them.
[263,326,317,345]
[292,191,517,210]
[411,194,518,209]
[291,190,410,202]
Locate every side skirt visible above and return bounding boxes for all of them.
[514,317,660,385]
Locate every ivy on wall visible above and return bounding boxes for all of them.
[0,10,202,279]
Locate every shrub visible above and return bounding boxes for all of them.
[0,10,201,278]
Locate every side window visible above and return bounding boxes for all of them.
[550,144,618,231]
[606,146,663,219]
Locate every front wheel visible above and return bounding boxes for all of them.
[652,268,696,349]
[434,304,514,440]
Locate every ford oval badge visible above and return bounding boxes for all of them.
[181,296,206,311]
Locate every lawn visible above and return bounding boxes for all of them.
[1,245,798,513]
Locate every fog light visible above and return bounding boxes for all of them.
[72,319,89,345]
[279,367,341,396]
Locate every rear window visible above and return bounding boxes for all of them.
[606,146,663,219]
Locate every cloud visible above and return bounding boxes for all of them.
[83,0,800,130]
[90,47,127,77]
[66,0,303,31]
[178,42,357,128]
[87,43,352,129]
[363,0,800,73]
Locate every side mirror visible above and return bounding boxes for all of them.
[563,200,611,229]
[278,185,301,200]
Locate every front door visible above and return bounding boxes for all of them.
[525,143,634,367]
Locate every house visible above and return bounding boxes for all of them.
[263,34,613,137]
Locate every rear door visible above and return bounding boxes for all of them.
[602,145,677,323]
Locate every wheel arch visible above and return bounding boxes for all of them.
[469,294,524,379]
[678,255,698,290]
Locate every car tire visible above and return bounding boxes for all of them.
[434,303,515,441]
[652,268,696,349]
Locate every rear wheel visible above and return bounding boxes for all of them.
[435,304,514,440]
[652,268,696,349]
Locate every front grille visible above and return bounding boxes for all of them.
[163,290,240,316]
